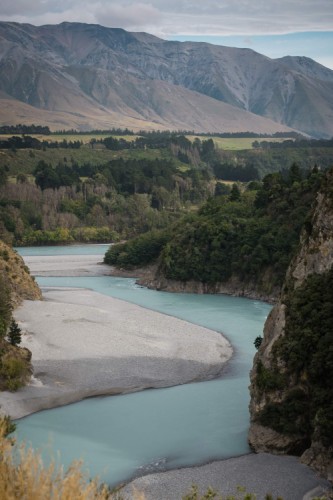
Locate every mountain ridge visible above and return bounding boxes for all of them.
[0,21,332,136]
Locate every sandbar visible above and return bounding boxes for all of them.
[0,254,232,419]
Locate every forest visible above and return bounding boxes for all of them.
[0,129,332,253]
[105,165,325,295]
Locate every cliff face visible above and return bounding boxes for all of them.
[139,272,279,304]
[248,171,333,481]
[0,240,41,306]
[0,241,41,392]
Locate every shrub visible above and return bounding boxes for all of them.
[0,416,110,499]
[7,319,22,346]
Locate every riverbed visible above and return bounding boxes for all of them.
[4,245,331,498]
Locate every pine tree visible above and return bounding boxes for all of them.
[0,272,12,337]
[7,320,22,346]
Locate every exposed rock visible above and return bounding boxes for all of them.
[0,240,40,394]
[0,240,42,306]
[248,171,333,480]
[290,191,333,285]
[248,423,308,455]
[137,272,279,303]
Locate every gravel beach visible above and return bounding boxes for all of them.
[123,453,331,500]
[0,254,232,419]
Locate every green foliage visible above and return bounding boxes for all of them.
[34,160,80,190]
[104,230,169,268]
[7,320,22,346]
[254,336,263,350]
[258,388,311,436]
[0,165,8,187]
[155,165,323,288]
[0,357,27,391]
[229,183,241,201]
[269,268,333,445]
[255,360,286,392]
[20,227,119,246]
[0,272,12,335]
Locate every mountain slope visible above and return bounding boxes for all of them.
[0,21,332,136]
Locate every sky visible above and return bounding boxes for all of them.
[1,0,333,69]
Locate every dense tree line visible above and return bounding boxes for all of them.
[106,165,325,295]
[0,136,81,150]
[253,137,333,149]
[0,124,50,135]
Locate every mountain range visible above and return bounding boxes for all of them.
[0,21,333,137]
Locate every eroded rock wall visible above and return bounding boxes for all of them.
[248,171,333,481]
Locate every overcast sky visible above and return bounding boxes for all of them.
[1,0,333,69]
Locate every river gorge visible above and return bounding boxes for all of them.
[2,245,330,499]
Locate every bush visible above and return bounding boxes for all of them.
[0,416,110,499]
[104,230,169,269]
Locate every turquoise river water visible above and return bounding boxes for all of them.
[15,245,271,486]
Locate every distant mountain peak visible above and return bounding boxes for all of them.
[0,21,332,137]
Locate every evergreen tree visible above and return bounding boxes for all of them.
[7,320,22,346]
[0,272,12,337]
[229,183,241,201]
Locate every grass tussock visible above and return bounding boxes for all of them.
[0,417,111,500]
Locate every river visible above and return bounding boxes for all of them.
[15,245,271,487]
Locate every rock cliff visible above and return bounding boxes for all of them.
[138,271,279,304]
[0,240,41,306]
[248,170,333,481]
[0,240,41,392]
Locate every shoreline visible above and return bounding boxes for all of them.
[0,276,232,420]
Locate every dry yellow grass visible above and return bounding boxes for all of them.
[0,417,112,500]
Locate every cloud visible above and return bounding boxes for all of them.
[0,0,332,36]
[94,3,161,30]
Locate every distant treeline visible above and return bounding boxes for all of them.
[0,124,51,135]
[0,136,81,150]
[0,125,302,139]
[54,129,304,139]
[253,138,333,149]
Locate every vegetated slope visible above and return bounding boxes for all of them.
[0,240,41,305]
[105,165,323,301]
[0,240,41,391]
[248,169,333,481]
[1,21,333,136]
[0,134,219,246]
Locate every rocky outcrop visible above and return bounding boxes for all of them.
[139,273,279,303]
[0,240,42,306]
[248,171,333,481]
[0,240,40,393]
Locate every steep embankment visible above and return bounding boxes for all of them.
[248,171,333,481]
[0,240,41,305]
[0,240,41,392]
